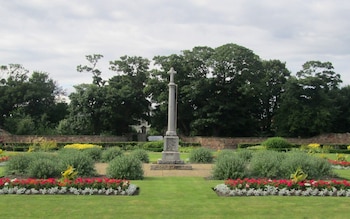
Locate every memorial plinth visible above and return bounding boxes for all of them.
[151,67,192,170]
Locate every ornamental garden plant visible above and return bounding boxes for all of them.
[0,145,144,195]
[212,138,350,197]
[0,177,138,195]
[213,178,350,197]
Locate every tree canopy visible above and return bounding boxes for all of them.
[1,43,349,137]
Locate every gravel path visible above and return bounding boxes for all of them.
[95,163,214,177]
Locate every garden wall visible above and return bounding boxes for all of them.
[181,133,350,150]
[1,132,350,150]
[0,135,128,144]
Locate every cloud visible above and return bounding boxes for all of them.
[1,0,349,94]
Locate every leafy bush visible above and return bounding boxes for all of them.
[130,149,149,163]
[262,137,292,150]
[27,158,61,178]
[250,150,286,178]
[236,149,253,162]
[5,154,31,175]
[189,147,213,163]
[178,146,199,153]
[141,141,164,152]
[28,137,58,152]
[215,150,236,160]
[246,145,266,150]
[213,153,247,180]
[106,155,144,180]
[280,151,332,179]
[101,147,123,162]
[5,152,58,176]
[58,150,96,177]
[82,147,103,161]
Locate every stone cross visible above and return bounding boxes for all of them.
[157,67,184,164]
[166,67,177,136]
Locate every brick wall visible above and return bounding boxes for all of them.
[182,133,350,150]
[1,135,128,143]
[2,133,350,149]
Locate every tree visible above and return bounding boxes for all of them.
[0,64,67,134]
[258,60,290,136]
[63,83,105,134]
[145,47,214,136]
[62,55,150,135]
[77,54,105,86]
[108,56,151,134]
[198,43,263,136]
[330,85,350,133]
[274,61,342,137]
[146,44,265,137]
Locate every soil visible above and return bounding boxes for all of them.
[95,163,214,177]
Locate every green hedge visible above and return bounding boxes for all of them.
[140,141,164,152]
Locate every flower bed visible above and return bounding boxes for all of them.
[328,159,350,169]
[213,178,350,197]
[0,177,139,195]
[0,156,9,163]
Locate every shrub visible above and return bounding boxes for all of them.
[130,149,149,163]
[246,145,266,150]
[27,158,61,178]
[58,150,96,177]
[101,147,123,162]
[141,141,164,152]
[189,147,213,163]
[236,149,253,162]
[215,150,236,161]
[82,147,103,161]
[307,156,332,178]
[28,137,58,152]
[213,153,247,180]
[5,152,58,176]
[280,151,332,179]
[178,146,199,153]
[336,153,348,161]
[322,145,332,153]
[106,155,144,180]
[262,137,292,150]
[250,150,286,178]
[5,154,31,175]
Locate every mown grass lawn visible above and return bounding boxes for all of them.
[1,151,350,218]
[1,176,350,219]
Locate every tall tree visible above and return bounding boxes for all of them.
[329,85,350,133]
[62,55,151,135]
[146,44,265,137]
[0,64,66,134]
[258,60,290,136]
[274,61,341,137]
[145,47,214,136]
[200,43,263,136]
[108,56,150,134]
[77,54,105,86]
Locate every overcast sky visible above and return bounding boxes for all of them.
[1,0,349,94]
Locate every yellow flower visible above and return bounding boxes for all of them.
[64,143,102,150]
[307,143,320,149]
